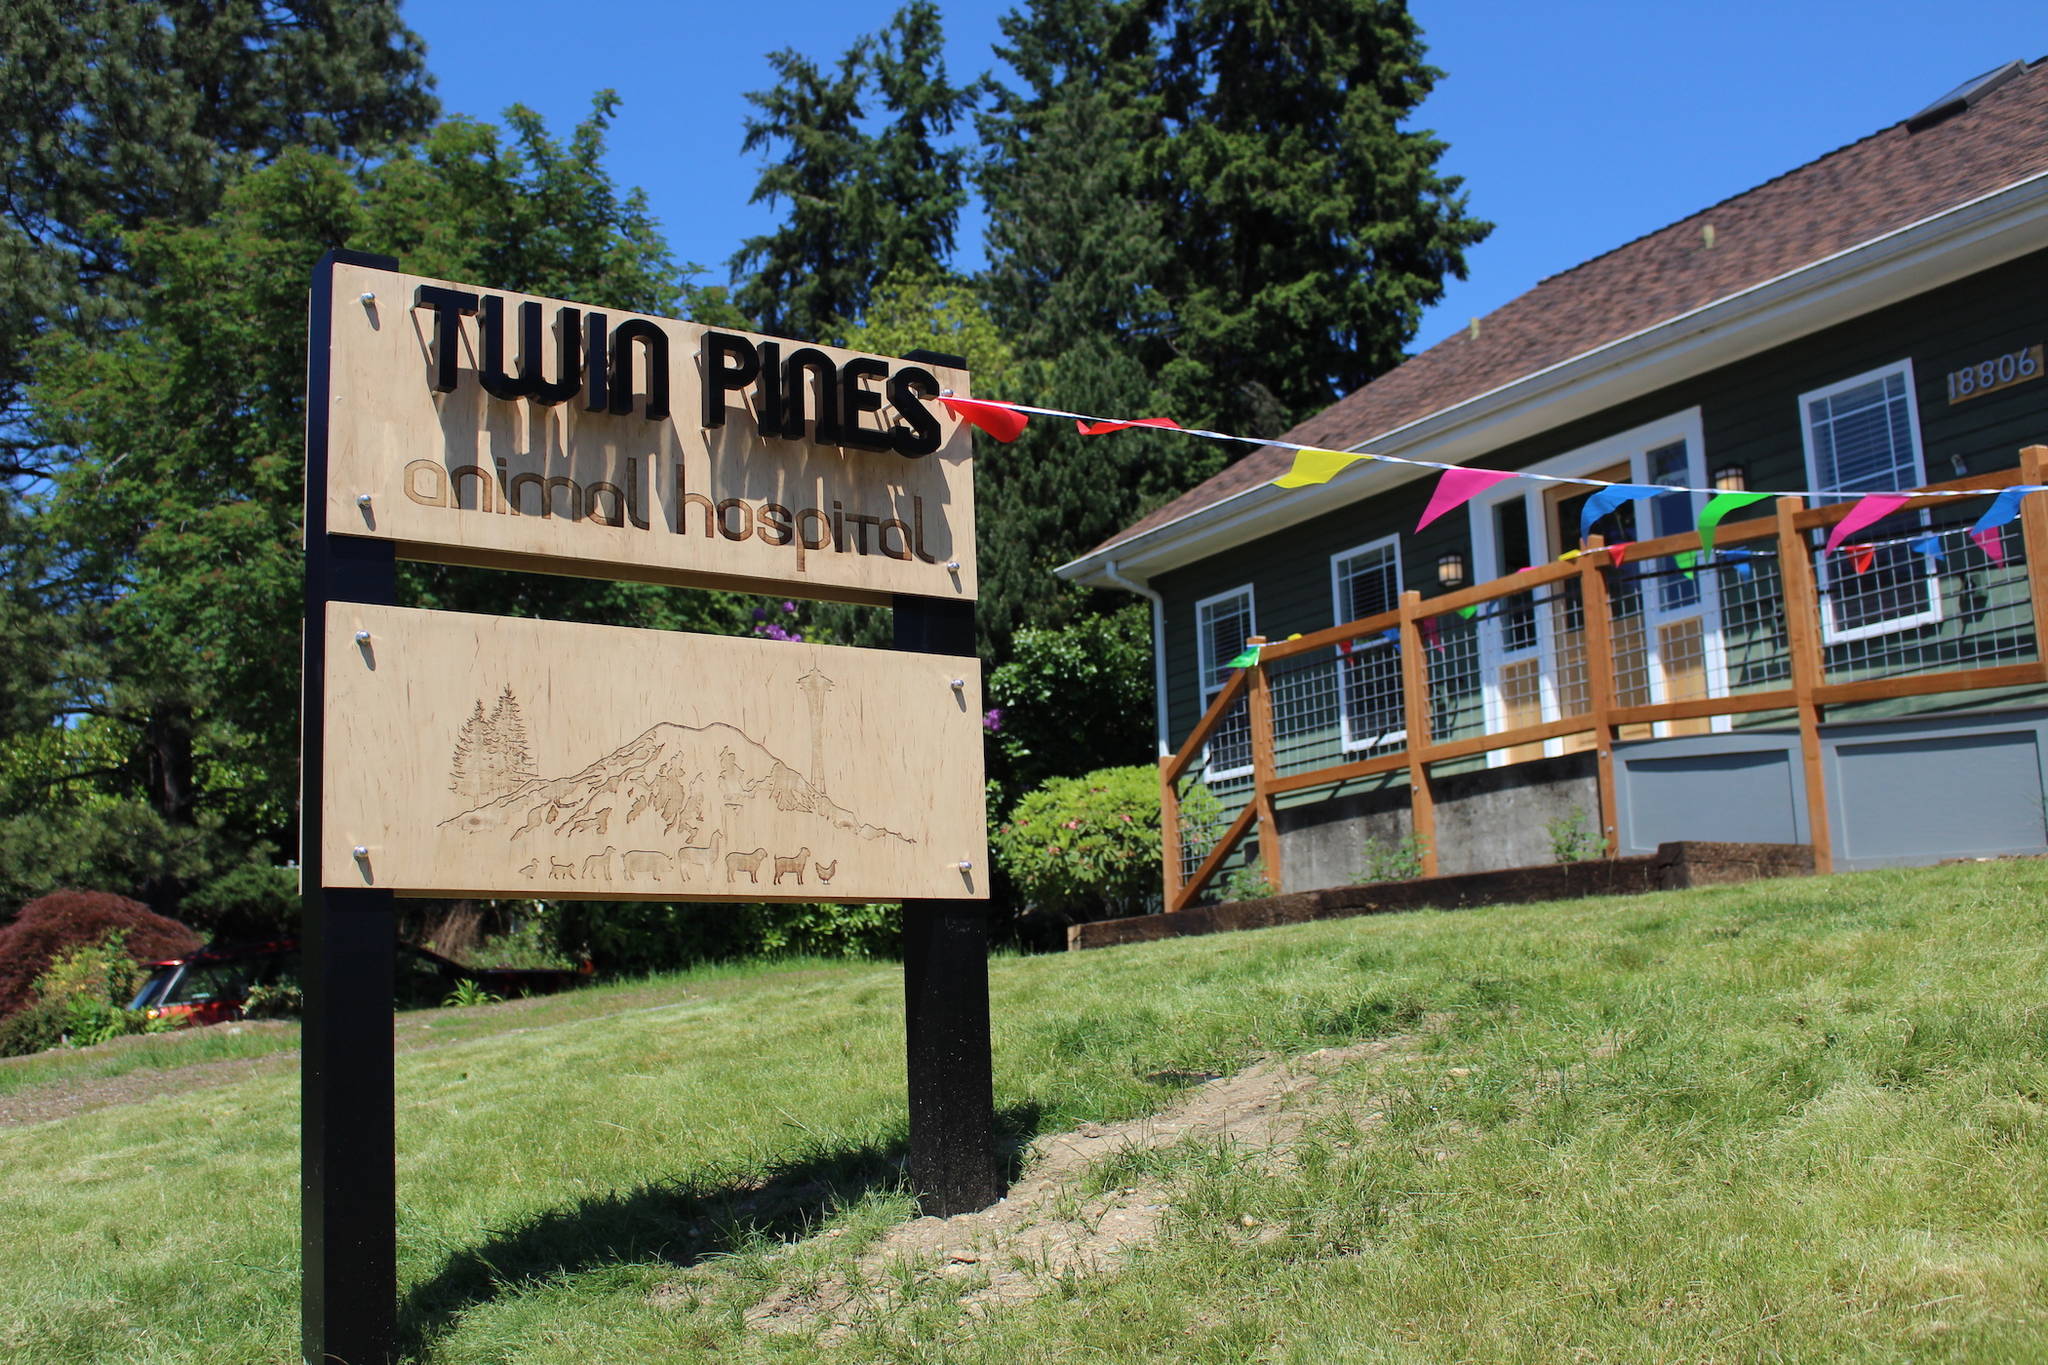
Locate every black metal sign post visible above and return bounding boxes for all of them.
[301,249,402,1365]
[296,275,998,1364]
[893,589,999,1215]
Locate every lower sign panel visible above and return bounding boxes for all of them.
[323,605,987,901]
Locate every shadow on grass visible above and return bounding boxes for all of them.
[396,1102,1044,1355]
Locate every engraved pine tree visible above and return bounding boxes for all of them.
[482,685,535,796]
[449,700,491,808]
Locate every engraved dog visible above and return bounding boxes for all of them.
[582,845,617,881]
[772,847,811,886]
[724,845,770,884]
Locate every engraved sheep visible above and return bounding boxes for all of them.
[724,845,770,883]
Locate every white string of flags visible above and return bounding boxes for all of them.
[936,394,2045,564]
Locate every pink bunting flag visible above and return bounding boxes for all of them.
[1075,416,1181,435]
[1417,467,1518,532]
[1823,494,1910,556]
[1847,544,1876,575]
[1972,527,2007,566]
[1605,542,1631,569]
[1418,616,1441,651]
[939,396,1029,443]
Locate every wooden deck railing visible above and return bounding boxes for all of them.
[1159,445,2048,909]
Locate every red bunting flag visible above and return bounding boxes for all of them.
[1605,542,1631,569]
[939,396,1029,443]
[1418,467,1518,532]
[1847,544,1876,575]
[1824,494,1910,556]
[1075,416,1182,435]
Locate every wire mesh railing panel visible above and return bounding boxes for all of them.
[1425,610,1484,744]
[1814,521,2038,685]
[1173,769,1251,886]
[1265,645,1342,777]
[1196,690,1254,780]
[1715,551,1792,691]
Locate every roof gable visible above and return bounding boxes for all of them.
[1088,56,2048,559]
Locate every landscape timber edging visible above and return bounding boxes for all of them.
[1066,842,1815,951]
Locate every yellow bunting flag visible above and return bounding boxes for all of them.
[1273,449,1374,489]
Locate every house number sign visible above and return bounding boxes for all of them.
[1946,343,2043,405]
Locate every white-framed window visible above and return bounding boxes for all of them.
[1330,537,1404,751]
[1798,361,1940,643]
[1194,584,1255,779]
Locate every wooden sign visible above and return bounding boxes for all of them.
[321,605,987,902]
[323,262,976,603]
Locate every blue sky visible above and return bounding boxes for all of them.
[404,1,2043,365]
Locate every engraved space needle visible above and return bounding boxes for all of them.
[796,664,833,794]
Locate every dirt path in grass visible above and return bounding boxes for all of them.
[740,1031,1427,1342]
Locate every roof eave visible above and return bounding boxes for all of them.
[1059,168,2048,590]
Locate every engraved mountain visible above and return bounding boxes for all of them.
[438,718,913,886]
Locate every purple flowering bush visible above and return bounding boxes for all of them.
[990,765,1161,923]
[750,599,805,643]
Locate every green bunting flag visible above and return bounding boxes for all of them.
[1695,490,1772,560]
[1227,644,1262,669]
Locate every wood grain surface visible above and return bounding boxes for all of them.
[323,262,976,603]
[321,605,986,902]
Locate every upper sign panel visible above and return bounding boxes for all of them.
[322,263,976,603]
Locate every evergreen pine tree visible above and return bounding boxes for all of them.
[731,2,977,341]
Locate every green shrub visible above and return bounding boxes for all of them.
[535,899,902,977]
[241,983,302,1019]
[0,931,158,1057]
[1214,857,1276,903]
[1547,807,1605,863]
[1357,833,1427,884]
[991,765,1161,924]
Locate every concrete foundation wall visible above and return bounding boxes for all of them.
[1275,754,1598,892]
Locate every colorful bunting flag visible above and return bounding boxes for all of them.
[1075,416,1182,435]
[1418,616,1440,651]
[1226,644,1262,669]
[1846,544,1876,575]
[1965,484,2048,567]
[1605,542,1631,569]
[1456,604,1478,620]
[1273,448,1375,489]
[939,396,1029,442]
[1578,484,1667,543]
[1674,549,1697,581]
[1908,534,1945,563]
[1696,490,1772,560]
[1418,467,1517,532]
[1718,548,1756,580]
[1823,494,1910,555]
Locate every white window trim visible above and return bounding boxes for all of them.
[1463,407,1731,759]
[1329,536,1406,752]
[1194,583,1256,781]
[1797,360,1941,645]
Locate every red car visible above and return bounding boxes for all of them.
[129,938,588,1025]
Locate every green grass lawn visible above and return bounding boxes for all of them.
[3,861,2045,1362]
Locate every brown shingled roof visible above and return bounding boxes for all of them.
[1090,57,2048,556]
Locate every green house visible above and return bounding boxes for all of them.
[1059,58,2048,893]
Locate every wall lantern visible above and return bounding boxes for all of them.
[1711,464,1748,493]
[1436,551,1467,589]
